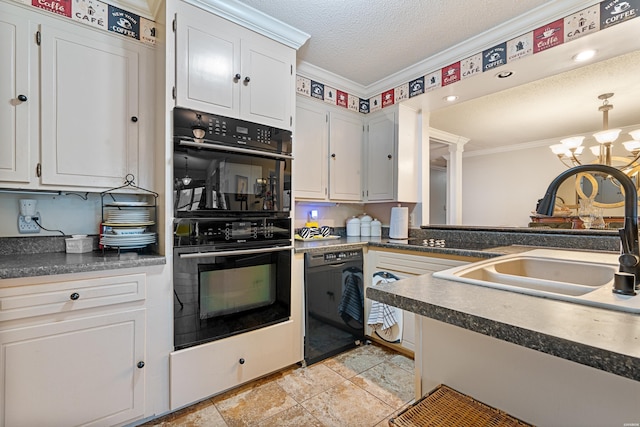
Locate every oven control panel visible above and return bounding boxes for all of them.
[174,217,291,247]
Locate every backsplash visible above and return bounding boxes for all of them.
[0,193,103,237]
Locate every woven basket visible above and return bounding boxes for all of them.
[389,384,534,427]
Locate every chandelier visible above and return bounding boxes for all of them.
[550,93,640,171]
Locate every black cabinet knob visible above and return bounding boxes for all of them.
[131,116,138,122]
[244,76,250,83]
[137,361,145,369]
[234,73,241,80]
[70,293,80,300]
[239,358,245,365]
[17,94,27,102]
[331,153,336,158]
[387,154,392,159]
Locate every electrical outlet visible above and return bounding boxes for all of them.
[18,214,40,234]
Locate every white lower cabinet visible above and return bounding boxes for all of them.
[366,250,476,352]
[170,319,301,410]
[0,272,148,427]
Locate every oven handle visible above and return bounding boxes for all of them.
[178,140,293,160]
[178,245,294,259]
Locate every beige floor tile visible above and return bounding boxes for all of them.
[213,381,297,426]
[389,353,414,372]
[139,400,220,426]
[254,404,325,427]
[301,379,394,427]
[350,362,415,409]
[162,402,228,427]
[276,362,346,402]
[323,344,393,378]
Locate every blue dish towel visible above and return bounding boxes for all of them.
[338,273,364,323]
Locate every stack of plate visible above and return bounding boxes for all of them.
[100,232,156,249]
[106,209,151,225]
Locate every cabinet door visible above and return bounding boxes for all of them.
[0,6,33,183]
[329,111,363,201]
[175,1,241,116]
[294,101,328,199]
[366,111,396,201]
[0,309,146,427]
[40,22,140,188]
[240,35,294,130]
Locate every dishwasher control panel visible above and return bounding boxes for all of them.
[306,249,363,267]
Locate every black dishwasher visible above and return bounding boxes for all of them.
[304,249,364,365]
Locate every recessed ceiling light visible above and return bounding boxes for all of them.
[496,71,513,79]
[573,50,596,62]
[443,95,458,102]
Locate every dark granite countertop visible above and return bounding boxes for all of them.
[295,237,557,259]
[366,272,640,382]
[0,251,166,280]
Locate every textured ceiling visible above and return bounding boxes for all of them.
[236,0,554,86]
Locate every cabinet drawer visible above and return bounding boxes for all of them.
[170,319,300,409]
[0,274,146,321]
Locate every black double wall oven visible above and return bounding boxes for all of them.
[172,108,293,351]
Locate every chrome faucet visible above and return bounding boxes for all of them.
[536,164,639,296]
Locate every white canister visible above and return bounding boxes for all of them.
[359,214,372,237]
[370,218,382,237]
[346,216,360,237]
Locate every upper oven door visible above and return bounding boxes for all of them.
[174,142,291,217]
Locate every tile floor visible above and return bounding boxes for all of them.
[143,343,415,427]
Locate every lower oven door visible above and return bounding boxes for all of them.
[173,245,292,350]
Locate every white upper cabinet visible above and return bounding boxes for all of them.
[40,23,140,188]
[175,1,295,130]
[365,109,396,201]
[294,100,329,200]
[329,110,363,201]
[0,8,33,183]
[294,97,363,202]
[0,1,153,192]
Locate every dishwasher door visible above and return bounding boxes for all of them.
[304,250,364,365]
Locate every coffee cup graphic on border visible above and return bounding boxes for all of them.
[118,18,132,29]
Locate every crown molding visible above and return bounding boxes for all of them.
[463,123,640,158]
[296,61,367,98]
[429,128,470,146]
[367,0,601,96]
[183,0,310,49]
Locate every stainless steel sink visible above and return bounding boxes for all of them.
[433,248,640,313]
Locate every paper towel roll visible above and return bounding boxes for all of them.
[389,207,408,239]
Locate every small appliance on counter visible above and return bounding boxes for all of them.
[389,205,408,239]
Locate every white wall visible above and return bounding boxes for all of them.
[461,143,567,227]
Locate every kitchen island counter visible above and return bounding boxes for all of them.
[366,269,640,382]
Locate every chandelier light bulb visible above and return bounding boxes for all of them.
[550,144,568,155]
[560,136,585,149]
[593,128,622,144]
[623,140,640,152]
[629,129,640,141]
[589,145,601,156]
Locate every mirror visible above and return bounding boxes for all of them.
[406,17,640,228]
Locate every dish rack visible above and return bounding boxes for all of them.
[100,174,159,253]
